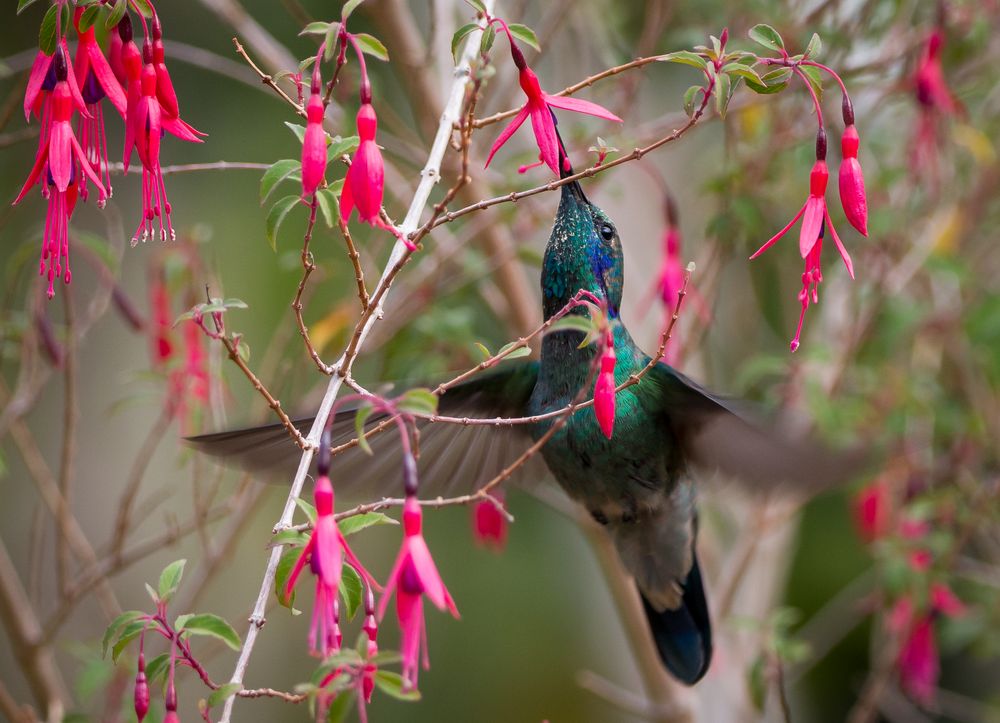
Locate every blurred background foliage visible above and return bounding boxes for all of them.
[1,0,999,721]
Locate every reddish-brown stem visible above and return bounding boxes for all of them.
[293,197,331,374]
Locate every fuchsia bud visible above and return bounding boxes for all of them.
[472,492,508,550]
[301,91,327,197]
[134,652,150,722]
[838,97,868,236]
[593,329,617,439]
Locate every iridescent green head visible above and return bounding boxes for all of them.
[541,180,624,320]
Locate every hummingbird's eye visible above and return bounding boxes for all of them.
[599,223,615,241]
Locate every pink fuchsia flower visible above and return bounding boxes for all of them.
[915,30,960,117]
[73,7,127,206]
[593,328,617,439]
[150,275,174,365]
[284,472,378,657]
[853,476,892,542]
[340,102,387,226]
[361,586,379,706]
[378,496,459,691]
[929,582,966,618]
[472,492,508,550]
[150,17,206,143]
[301,75,328,197]
[486,26,621,176]
[838,97,868,236]
[898,615,938,706]
[750,130,854,352]
[24,39,88,123]
[134,652,150,722]
[13,47,106,299]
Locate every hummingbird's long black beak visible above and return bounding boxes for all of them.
[554,118,590,209]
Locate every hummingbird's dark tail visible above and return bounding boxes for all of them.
[639,551,713,685]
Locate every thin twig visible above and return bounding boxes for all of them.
[337,215,369,312]
[232,38,305,117]
[292,198,330,373]
[56,288,77,598]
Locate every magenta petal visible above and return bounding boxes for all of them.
[88,44,127,116]
[528,102,560,175]
[161,115,204,143]
[544,93,622,123]
[314,517,343,588]
[301,123,327,196]
[24,51,51,121]
[485,105,529,169]
[13,143,49,204]
[48,123,73,192]
[750,203,806,259]
[593,371,616,438]
[339,531,379,589]
[339,176,355,223]
[154,64,180,119]
[284,535,315,601]
[838,157,868,236]
[824,208,854,279]
[799,196,825,258]
[61,40,90,119]
[71,134,107,197]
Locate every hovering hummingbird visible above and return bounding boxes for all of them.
[191,171,861,685]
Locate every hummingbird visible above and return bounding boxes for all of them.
[191,171,860,685]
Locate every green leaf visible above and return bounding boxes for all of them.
[799,64,823,101]
[300,21,331,36]
[102,611,146,657]
[144,583,159,605]
[353,33,389,62]
[659,51,707,70]
[748,24,785,52]
[295,497,317,523]
[339,564,363,621]
[260,160,302,205]
[328,136,359,158]
[547,315,596,335]
[315,188,336,227]
[324,23,342,61]
[78,5,102,32]
[236,338,251,362]
[271,529,310,547]
[374,670,421,701]
[223,298,248,309]
[173,613,194,631]
[473,342,491,361]
[397,388,439,416]
[451,23,479,61]
[353,404,375,456]
[112,620,147,663]
[479,23,496,54]
[496,342,531,360]
[177,613,242,651]
[266,195,301,252]
[157,559,186,603]
[285,122,308,144]
[207,683,242,708]
[38,4,59,55]
[326,690,355,723]
[105,0,127,31]
[275,545,302,610]
[341,0,364,20]
[464,0,487,14]
[715,72,732,118]
[508,23,540,52]
[131,0,154,18]
[17,0,43,15]
[144,653,170,685]
[339,512,397,536]
[804,32,822,59]
[683,85,702,117]
[721,62,763,85]
[744,67,792,95]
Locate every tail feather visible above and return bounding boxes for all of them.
[640,552,712,685]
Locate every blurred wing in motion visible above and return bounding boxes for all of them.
[187,363,546,498]
[652,364,871,492]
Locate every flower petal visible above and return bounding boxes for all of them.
[544,93,622,123]
[12,143,49,204]
[799,196,825,258]
[528,102,560,175]
[484,105,529,169]
[824,208,854,279]
[48,122,73,192]
[87,42,127,116]
[70,133,107,197]
[24,51,51,122]
[750,203,806,259]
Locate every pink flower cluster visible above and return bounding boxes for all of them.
[13,3,203,299]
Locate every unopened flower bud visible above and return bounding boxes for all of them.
[593,330,617,439]
[301,92,327,197]
[134,654,150,722]
[838,125,868,236]
[815,127,827,161]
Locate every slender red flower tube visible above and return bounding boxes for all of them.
[593,328,617,438]
[301,69,328,197]
[838,97,868,236]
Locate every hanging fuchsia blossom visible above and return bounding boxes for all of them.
[134,651,150,722]
[340,101,386,226]
[593,328,617,438]
[486,24,620,176]
[73,8,127,205]
[284,469,377,656]
[838,97,868,236]
[13,47,106,299]
[890,583,966,706]
[750,130,854,351]
[472,492,508,550]
[854,476,892,542]
[378,495,459,691]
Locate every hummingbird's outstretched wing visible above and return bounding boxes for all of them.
[651,363,869,492]
[187,363,545,497]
